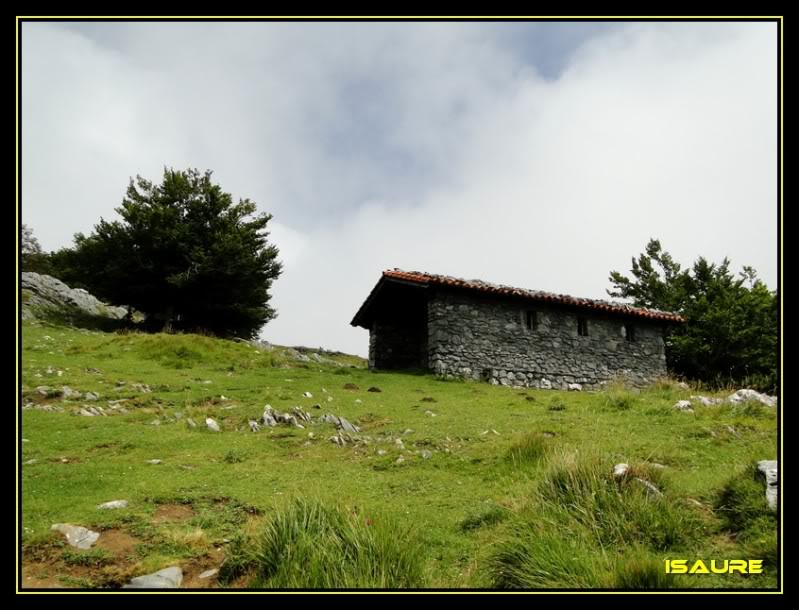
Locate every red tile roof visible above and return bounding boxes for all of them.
[377,269,684,323]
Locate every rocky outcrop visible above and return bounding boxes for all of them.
[21,272,127,320]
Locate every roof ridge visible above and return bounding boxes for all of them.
[382,268,684,322]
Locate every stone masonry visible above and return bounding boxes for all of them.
[426,291,667,389]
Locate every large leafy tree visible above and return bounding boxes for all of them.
[609,239,778,393]
[52,168,282,338]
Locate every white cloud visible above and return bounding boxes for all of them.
[22,22,778,356]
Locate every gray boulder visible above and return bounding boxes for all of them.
[757,460,778,512]
[22,272,127,320]
[122,566,183,589]
[205,418,220,432]
[50,523,100,549]
[729,389,777,407]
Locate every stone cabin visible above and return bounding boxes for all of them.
[350,269,684,389]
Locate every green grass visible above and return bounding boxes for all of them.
[19,319,778,589]
[220,499,426,588]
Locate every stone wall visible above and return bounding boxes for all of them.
[426,290,667,389]
[369,320,428,370]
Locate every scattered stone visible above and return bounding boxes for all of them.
[677,381,690,390]
[567,383,582,392]
[79,408,95,417]
[50,523,100,549]
[729,389,777,408]
[262,407,278,427]
[206,418,220,432]
[542,432,556,438]
[302,391,313,398]
[377,449,387,456]
[635,478,663,497]
[122,566,183,589]
[403,429,413,435]
[650,463,667,470]
[24,459,37,465]
[85,368,102,375]
[690,395,723,406]
[540,379,553,390]
[424,410,437,417]
[198,568,218,580]
[420,450,432,460]
[674,400,694,412]
[131,383,152,393]
[248,420,261,433]
[146,459,162,465]
[395,438,404,448]
[311,403,322,409]
[61,385,81,400]
[327,396,334,402]
[84,392,100,401]
[290,406,313,422]
[186,418,197,428]
[35,386,54,397]
[343,383,360,390]
[355,399,362,404]
[97,500,128,510]
[613,463,630,478]
[202,380,212,385]
[307,432,315,439]
[757,460,778,512]
[367,387,382,393]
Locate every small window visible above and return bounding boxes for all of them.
[577,317,589,336]
[526,310,539,330]
[624,323,636,342]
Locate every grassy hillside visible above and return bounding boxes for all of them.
[19,320,778,589]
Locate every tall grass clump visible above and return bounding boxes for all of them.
[612,551,691,589]
[537,452,701,551]
[459,505,510,532]
[219,499,426,588]
[486,524,609,588]
[505,432,549,467]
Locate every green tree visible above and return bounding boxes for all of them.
[20,224,52,273]
[53,168,283,338]
[608,239,778,393]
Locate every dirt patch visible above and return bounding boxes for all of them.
[21,562,66,589]
[421,397,437,403]
[153,504,196,524]
[343,383,360,390]
[181,547,226,589]
[95,529,140,557]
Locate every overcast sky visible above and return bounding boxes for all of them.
[21,21,778,356]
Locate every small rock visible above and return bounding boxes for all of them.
[613,463,630,478]
[24,459,37,465]
[150,419,161,426]
[634,477,663,497]
[302,391,313,398]
[567,383,582,392]
[51,523,100,549]
[198,568,218,580]
[729,389,777,407]
[395,455,405,464]
[395,438,404,447]
[674,400,694,412]
[146,459,162,465]
[677,381,690,390]
[79,408,95,417]
[403,429,413,435]
[311,403,322,409]
[691,395,723,406]
[355,399,362,404]
[757,460,778,512]
[97,500,128,510]
[186,418,197,428]
[540,379,552,390]
[123,566,183,589]
[248,420,261,433]
[206,418,220,432]
[377,449,387,456]
[84,392,100,401]
[424,410,436,417]
[420,450,432,460]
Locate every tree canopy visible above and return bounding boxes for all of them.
[50,168,283,338]
[608,239,778,393]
